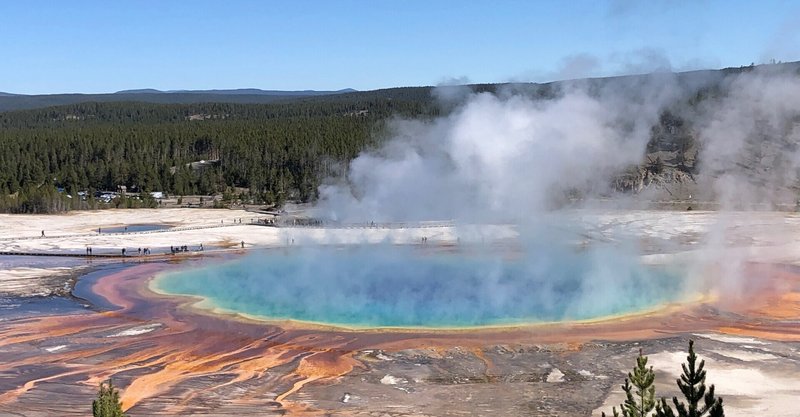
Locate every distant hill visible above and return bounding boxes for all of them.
[4,61,800,113]
[0,88,358,112]
[114,88,357,96]
[113,88,163,94]
[3,62,800,113]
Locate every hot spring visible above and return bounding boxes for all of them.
[152,243,689,328]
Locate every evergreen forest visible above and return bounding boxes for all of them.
[0,88,440,212]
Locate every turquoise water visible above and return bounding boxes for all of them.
[153,245,686,328]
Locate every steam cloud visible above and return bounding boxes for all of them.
[696,69,800,207]
[168,65,800,327]
[317,77,683,223]
[318,65,800,219]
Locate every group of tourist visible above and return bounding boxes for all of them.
[84,245,210,257]
[170,245,197,254]
[119,247,152,256]
[83,247,156,257]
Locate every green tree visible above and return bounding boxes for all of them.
[0,91,441,213]
[92,379,127,417]
[603,349,656,417]
[655,340,724,417]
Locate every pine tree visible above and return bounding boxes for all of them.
[92,379,127,417]
[655,340,724,417]
[603,349,656,417]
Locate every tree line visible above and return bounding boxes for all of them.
[0,91,438,213]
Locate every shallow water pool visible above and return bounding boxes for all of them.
[153,245,687,328]
[97,224,170,233]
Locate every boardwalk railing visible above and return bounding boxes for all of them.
[265,219,456,229]
[0,218,456,243]
[0,218,274,242]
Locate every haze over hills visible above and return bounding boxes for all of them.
[0,88,358,112]
[3,61,800,113]
[114,88,358,95]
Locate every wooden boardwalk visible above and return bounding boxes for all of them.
[0,219,456,258]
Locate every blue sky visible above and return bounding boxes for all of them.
[1,0,799,94]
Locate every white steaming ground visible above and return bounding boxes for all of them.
[681,67,800,296]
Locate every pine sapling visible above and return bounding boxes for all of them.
[655,340,724,417]
[603,349,657,417]
[92,379,127,417]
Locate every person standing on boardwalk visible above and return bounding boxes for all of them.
[41,230,45,237]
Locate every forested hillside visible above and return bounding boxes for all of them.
[0,88,437,212]
[0,88,358,112]
[1,62,798,213]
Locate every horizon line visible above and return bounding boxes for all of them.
[1,60,797,96]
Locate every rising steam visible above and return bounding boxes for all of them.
[162,65,800,326]
[696,68,800,207]
[317,65,800,221]
[316,79,680,222]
